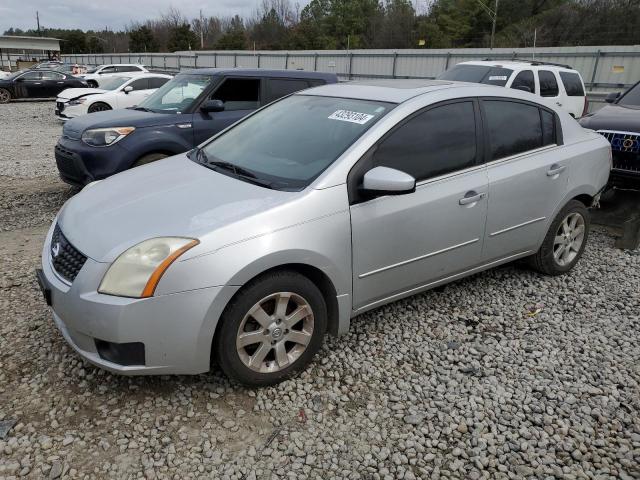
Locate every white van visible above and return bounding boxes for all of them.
[438,60,588,118]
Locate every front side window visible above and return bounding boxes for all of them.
[372,101,477,181]
[198,95,392,190]
[559,72,585,96]
[211,78,260,111]
[149,77,170,89]
[41,71,64,80]
[510,70,535,93]
[129,78,150,90]
[437,65,513,87]
[19,71,41,80]
[618,82,640,107]
[265,78,312,103]
[484,100,544,159]
[138,74,214,113]
[99,66,116,74]
[98,76,131,90]
[538,70,559,97]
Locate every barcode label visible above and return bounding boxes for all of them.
[328,110,374,124]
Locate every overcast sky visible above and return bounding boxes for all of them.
[0,0,267,35]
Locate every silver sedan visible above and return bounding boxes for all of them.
[38,80,611,386]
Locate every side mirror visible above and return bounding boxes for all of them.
[201,99,225,113]
[123,86,133,94]
[360,166,416,197]
[605,92,621,104]
[513,85,532,93]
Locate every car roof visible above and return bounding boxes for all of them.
[460,60,577,72]
[179,68,337,81]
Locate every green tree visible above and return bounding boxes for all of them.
[215,16,247,50]
[251,8,289,49]
[129,25,158,52]
[167,23,198,51]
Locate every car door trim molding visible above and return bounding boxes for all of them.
[489,216,546,237]
[358,238,480,279]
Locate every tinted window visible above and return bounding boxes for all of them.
[541,110,556,145]
[149,77,170,89]
[41,71,64,80]
[117,66,142,72]
[20,71,41,80]
[438,65,513,86]
[559,71,585,96]
[373,102,477,181]
[538,71,559,97]
[265,78,311,103]
[618,82,640,107]
[484,100,543,159]
[510,70,535,93]
[129,78,150,90]
[211,78,260,111]
[100,66,116,74]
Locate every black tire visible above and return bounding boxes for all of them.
[215,270,327,387]
[87,102,112,113]
[528,199,590,276]
[133,153,168,167]
[0,88,11,104]
[87,80,98,88]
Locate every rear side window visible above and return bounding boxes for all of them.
[212,78,260,111]
[117,66,140,72]
[484,100,543,159]
[41,71,64,80]
[265,78,312,103]
[538,71,559,97]
[541,110,556,145]
[510,70,535,93]
[373,101,477,181]
[129,78,150,90]
[559,71,585,96]
[149,77,170,89]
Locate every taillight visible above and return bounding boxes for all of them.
[581,96,589,117]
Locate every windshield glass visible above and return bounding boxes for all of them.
[198,95,393,191]
[438,64,513,87]
[138,74,214,113]
[98,76,131,90]
[618,82,640,107]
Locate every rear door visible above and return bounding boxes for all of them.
[558,71,586,117]
[40,71,67,97]
[482,98,566,261]
[192,76,261,145]
[537,70,563,110]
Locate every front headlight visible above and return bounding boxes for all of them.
[68,98,87,106]
[99,237,199,298]
[81,127,135,147]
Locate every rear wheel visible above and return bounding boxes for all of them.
[0,88,11,104]
[87,102,112,113]
[87,80,98,88]
[215,271,327,387]
[133,153,168,167]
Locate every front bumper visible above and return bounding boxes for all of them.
[38,222,239,375]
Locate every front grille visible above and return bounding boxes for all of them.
[598,130,640,173]
[56,101,65,112]
[50,224,87,283]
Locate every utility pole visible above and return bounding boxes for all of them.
[199,9,204,49]
[36,11,41,36]
[475,0,499,49]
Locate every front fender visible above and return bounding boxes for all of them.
[118,124,193,165]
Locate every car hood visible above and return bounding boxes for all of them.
[58,88,108,101]
[579,104,640,133]
[57,155,301,262]
[62,108,182,137]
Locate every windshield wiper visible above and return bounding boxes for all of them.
[191,148,275,189]
[207,159,258,179]
[131,106,152,112]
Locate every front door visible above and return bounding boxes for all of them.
[17,71,46,98]
[192,77,261,146]
[350,100,489,310]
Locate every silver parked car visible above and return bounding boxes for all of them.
[37,80,611,386]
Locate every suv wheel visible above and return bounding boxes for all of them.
[528,200,590,275]
[214,271,327,387]
[0,88,11,104]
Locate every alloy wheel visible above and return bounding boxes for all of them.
[0,89,10,103]
[553,212,585,266]
[236,292,314,373]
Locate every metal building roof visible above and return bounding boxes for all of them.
[0,35,61,51]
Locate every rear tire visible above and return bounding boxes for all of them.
[87,102,112,113]
[528,200,590,276]
[215,271,327,387]
[0,88,11,104]
[133,153,168,167]
[87,80,98,88]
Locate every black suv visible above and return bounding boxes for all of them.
[580,81,640,189]
[54,69,338,186]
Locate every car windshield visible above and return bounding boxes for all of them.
[618,82,640,107]
[98,76,132,90]
[438,64,514,87]
[197,94,393,191]
[138,74,214,113]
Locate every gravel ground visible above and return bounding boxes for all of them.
[1,101,639,480]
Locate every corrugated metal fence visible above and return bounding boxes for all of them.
[62,45,640,92]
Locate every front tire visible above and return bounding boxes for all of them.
[87,80,98,88]
[215,271,327,387]
[0,88,11,104]
[87,102,112,113]
[528,200,590,275]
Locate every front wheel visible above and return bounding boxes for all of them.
[528,200,590,275]
[87,102,112,113]
[214,271,327,387]
[0,88,11,104]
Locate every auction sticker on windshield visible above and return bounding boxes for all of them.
[328,110,374,124]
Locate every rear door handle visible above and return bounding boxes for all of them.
[459,191,486,206]
[547,164,566,177]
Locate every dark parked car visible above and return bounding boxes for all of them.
[579,81,640,189]
[54,68,338,186]
[0,70,88,103]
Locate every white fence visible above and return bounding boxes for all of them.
[61,45,640,93]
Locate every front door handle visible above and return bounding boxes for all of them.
[547,164,566,177]
[459,191,486,206]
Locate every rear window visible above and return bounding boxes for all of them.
[438,64,513,87]
[559,71,585,96]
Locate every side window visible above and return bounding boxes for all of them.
[117,66,139,73]
[373,101,477,181]
[20,71,41,80]
[265,78,312,103]
[538,70,559,97]
[484,100,543,159]
[100,66,116,74]
[41,71,64,80]
[510,70,535,93]
[211,78,260,111]
[541,110,556,146]
[129,78,150,90]
[559,72,585,96]
[149,77,170,89]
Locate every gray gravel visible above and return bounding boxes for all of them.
[1,101,639,479]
